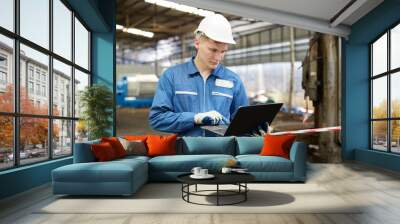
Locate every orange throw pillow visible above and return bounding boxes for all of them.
[146,134,177,157]
[124,135,148,141]
[101,137,126,158]
[259,134,296,159]
[91,142,117,161]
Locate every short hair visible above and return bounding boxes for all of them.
[195,31,208,41]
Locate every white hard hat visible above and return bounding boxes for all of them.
[195,14,236,44]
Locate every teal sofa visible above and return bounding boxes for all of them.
[52,137,307,196]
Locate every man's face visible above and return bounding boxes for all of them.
[195,36,228,70]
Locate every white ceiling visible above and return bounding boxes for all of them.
[170,0,384,37]
[229,0,352,22]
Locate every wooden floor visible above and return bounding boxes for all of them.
[1,162,400,224]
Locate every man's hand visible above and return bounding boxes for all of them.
[250,122,271,136]
[194,110,223,125]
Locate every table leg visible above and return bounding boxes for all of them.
[217,184,219,206]
[245,183,247,201]
[187,184,190,202]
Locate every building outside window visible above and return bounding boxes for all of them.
[370,23,400,154]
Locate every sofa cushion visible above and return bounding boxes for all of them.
[260,134,296,159]
[52,159,147,183]
[236,155,293,172]
[115,155,150,163]
[235,137,263,155]
[91,142,118,161]
[149,154,235,172]
[101,137,127,158]
[119,138,147,156]
[147,134,177,157]
[179,137,235,155]
[73,139,100,163]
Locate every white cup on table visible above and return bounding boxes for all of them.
[191,167,202,176]
[221,167,232,174]
[199,169,208,176]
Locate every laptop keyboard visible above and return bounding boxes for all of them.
[205,125,228,131]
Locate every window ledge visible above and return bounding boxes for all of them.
[0,156,72,175]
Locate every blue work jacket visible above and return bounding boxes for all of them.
[149,58,249,136]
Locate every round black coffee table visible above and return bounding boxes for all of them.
[177,173,255,206]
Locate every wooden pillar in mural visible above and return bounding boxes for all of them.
[318,34,341,163]
[303,33,341,162]
[288,27,295,113]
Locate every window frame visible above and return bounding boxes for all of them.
[370,21,400,154]
[0,0,92,171]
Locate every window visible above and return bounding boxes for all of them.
[0,0,14,32]
[0,54,7,87]
[0,71,6,85]
[20,0,49,49]
[0,1,91,170]
[0,116,13,170]
[0,54,7,67]
[53,59,72,117]
[370,23,400,154]
[74,69,89,119]
[75,17,89,70]
[0,35,13,113]
[42,85,46,97]
[53,119,72,158]
[36,83,40,95]
[35,70,41,81]
[28,67,34,80]
[28,81,34,94]
[53,0,72,60]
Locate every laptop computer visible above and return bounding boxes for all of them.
[201,103,283,136]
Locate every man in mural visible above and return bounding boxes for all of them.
[149,14,249,136]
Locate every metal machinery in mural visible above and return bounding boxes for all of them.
[116,74,158,108]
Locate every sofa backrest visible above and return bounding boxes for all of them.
[73,136,264,161]
[235,136,263,155]
[73,139,100,163]
[177,137,236,155]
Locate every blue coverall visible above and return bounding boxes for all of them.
[149,58,248,136]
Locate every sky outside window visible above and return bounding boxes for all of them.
[20,0,49,49]
[53,0,72,60]
[74,18,89,70]
[372,34,387,76]
[0,0,14,32]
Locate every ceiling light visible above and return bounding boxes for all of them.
[145,0,214,17]
[116,24,124,30]
[116,24,154,38]
[125,27,154,38]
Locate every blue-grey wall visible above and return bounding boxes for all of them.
[0,0,116,200]
[343,0,400,171]
[92,0,116,136]
[0,158,72,199]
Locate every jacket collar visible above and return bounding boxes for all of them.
[187,57,224,78]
